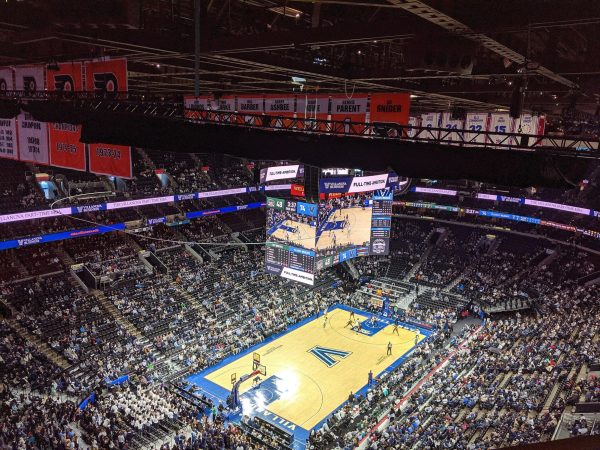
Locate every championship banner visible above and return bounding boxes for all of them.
[15,65,49,164]
[0,68,18,160]
[369,93,411,126]
[420,113,441,139]
[88,144,132,178]
[440,112,464,146]
[319,172,397,194]
[47,62,86,171]
[265,94,295,127]
[85,59,131,177]
[84,58,128,93]
[296,95,329,131]
[488,113,514,145]
[330,94,368,134]
[260,164,304,183]
[236,96,264,125]
[465,113,489,146]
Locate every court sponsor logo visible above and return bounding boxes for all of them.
[308,346,352,367]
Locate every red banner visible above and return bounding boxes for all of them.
[84,58,128,93]
[290,183,305,198]
[84,58,131,177]
[330,94,368,134]
[88,144,132,178]
[369,93,411,126]
[47,62,86,171]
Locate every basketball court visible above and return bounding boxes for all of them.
[316,206,372,251]
[268,219,316,250]
[186,305,432,450]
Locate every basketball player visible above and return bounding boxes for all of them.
[323,314,328,328]
[345,315,354,328]
[392,323,399,336]
[387,342,392,356]
[415,334,419,346]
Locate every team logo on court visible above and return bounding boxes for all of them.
[308,346,351,367]
[53,74,75,91]
[93,72,119,92]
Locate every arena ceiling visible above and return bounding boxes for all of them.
[1,0,600,115]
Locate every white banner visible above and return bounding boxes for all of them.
[348,173,389,193]
[184,95,212,110]
[488,113,514,145]
[280,267,314,285]
[265,96,295,115]
[0,68,17,160]
[440,112,464,146]
[407,116,419,138]
[420,113,440,139]
[14,66,48,164]
[465,113,488,146]
[296,96,329,118]
[330,96,368,116]
[0,68,13,92]
[0,118,18,160]
[236,96,264,114]
[261,164,303,183]
[14,65,44,92]
[17,112,49,164]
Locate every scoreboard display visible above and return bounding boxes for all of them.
[264,172,397,285]
[264,197,317,285]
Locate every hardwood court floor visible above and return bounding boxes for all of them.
[205,306,424,430]
[269,219,316,250]
[315,206,372,251]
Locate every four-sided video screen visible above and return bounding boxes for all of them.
[265,172,396,285]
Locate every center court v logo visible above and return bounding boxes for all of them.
[308,346,351,367]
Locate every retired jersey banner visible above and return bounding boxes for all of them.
[236,96,264,125]
[17,111,50,164]
[420,113,441,139]
[296,95,329,131]
[0,68,18,160]
[330,94,368,133]
[184,95,212,119]
[489,113,514,145]
[465,113,489,146]
[84,58,127,93]
[265,94,295,128]
[369,93,411,126]
[441,112,464,146]
[88,144,132,178]
[47,62,86,171]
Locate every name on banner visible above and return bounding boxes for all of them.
[96,147,121,159]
